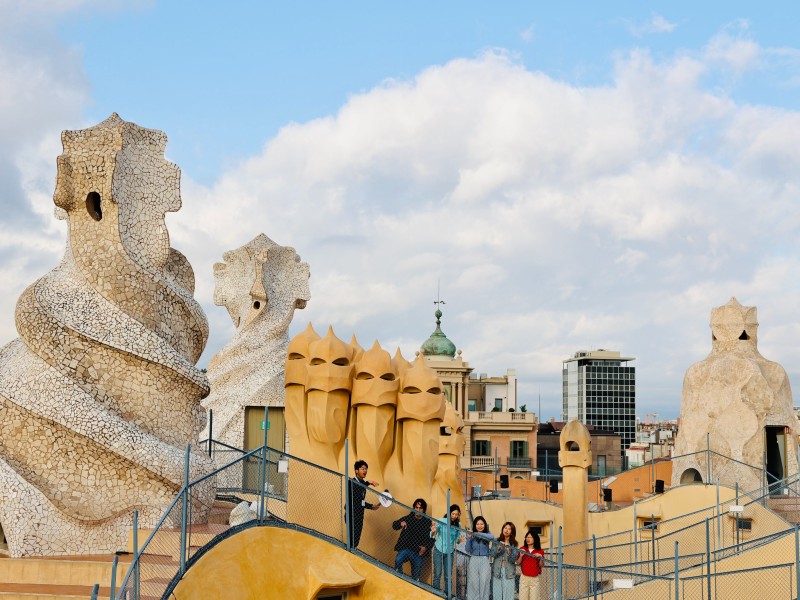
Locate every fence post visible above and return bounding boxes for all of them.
[674,540,679,600]
[557,526,563,600]
[706,432,711,484]
[207,408,213,457]
[344,439,351,550]
[262,406,270,521]
[795,525,799,600]
[446,487,452,600]
[258,406,268,523]
[548,519,554,600]
[109,554,119,600]
[133,509,140,600]
[494,445,499,492]
[179,443,190,575]
[734,481,740,548]
[705,518,711,600]
[633,502,638,583]
[717,481,723,550]
[651,514,656,577]
[592,533,597,600]
[787,446,800,528]
[545,449,549,502]
[651,451,655,494]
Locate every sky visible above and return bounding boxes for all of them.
[1,1,799,422]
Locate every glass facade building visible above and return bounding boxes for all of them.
[562,349,636,458]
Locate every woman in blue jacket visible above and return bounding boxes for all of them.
[465,515,495,600]
[430,504,464,591]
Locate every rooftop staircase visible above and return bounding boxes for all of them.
[766,494,800,525]
[0,499,236,600]
[0,553,127,600]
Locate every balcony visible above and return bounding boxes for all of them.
[468,411,536,424]
[507,457,532,470]
[470,456,495,468]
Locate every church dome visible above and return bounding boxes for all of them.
[420,309,456,358]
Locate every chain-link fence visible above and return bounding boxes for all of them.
[110,438,800,600]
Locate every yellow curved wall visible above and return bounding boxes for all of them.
[172,526,438,599]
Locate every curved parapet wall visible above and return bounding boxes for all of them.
[0,114,214,557]
[202,234,310,449]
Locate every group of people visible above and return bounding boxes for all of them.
[463,517,546,600]
[348,461,547,599]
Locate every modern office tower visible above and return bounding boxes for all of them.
[562,349,636,463]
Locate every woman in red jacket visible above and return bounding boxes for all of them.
[517,528,546,600]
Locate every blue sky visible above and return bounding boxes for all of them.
[56,2,799,183]
[1,1,799,422]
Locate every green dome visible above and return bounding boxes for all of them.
[421,309,456,358]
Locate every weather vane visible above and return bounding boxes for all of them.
[434,279,445,309]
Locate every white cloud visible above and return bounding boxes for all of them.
[167,46,800,420]
[703,20,761,74]
[0,3,95,345]
[520,24,535,43]
[650,15,677,34]
[628,13,678,37]
[3,21,800,422]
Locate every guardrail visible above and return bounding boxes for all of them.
[106,435,800,600]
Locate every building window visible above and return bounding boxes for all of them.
[638,517,661,534]
[472,440,491,456]
[525,521,550,543]
[597,455,607,477]
[494,398,503,411]
[734,517,752,531]
[511,440,529,458]
[468,399,477,412]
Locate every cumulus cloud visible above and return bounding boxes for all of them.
[0,3,98,346]
[167,45,800,421]
[2,19,799,421]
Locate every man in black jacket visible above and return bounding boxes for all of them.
[392,498,433,580]
[348,460,380,548]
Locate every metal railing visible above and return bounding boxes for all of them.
[508,456,533,469]
[105,430,800,600]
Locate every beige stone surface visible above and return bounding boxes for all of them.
[201,234,310,449]
[672,298,799,491]
[284,327,464,516]
[0,114,213,557]
[558,419,591,566]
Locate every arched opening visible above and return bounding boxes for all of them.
[739,330,750,340]
[85,192,102,221]
[566,441,580,451]
[680,468,703,484]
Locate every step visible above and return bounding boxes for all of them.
[0,555,127,588]
[0,582,108,600]
[125,523,228,556]
[207,500,236,525]
[765,499,800,525]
